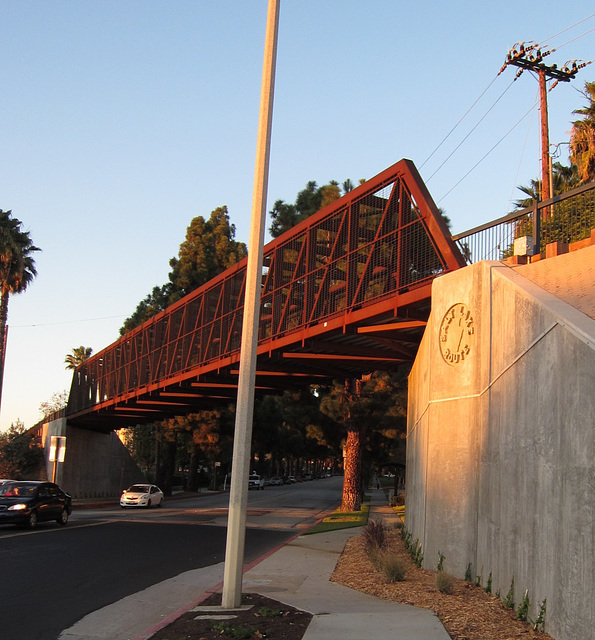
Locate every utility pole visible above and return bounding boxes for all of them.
[501,42,588,206]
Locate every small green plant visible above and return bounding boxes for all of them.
[211,621,257,639]
[436,570,455,594]
[257,606,283,618]
[532,598,547,632]
[401,527,412,551]
[437,551,445,572]
[517,589,530,621]
[412,539,423,567]
[504,577,515,609]
[485,572,492,594]
[474,573,482,588]
[363,518,387,550]
[464,563,473,582]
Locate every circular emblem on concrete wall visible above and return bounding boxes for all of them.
[439,303,475,365]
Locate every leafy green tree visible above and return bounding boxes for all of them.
[514,162,580,208]
[269,179,351,238]
[0,420,44,479]
[0,210,40,411]
[570,81,595,183]
[161,409,233,491]
[120,285,171,335]
[120,424,157,479]
[320,371,409,511]
[64,346,93,370]
[252,388,340,478]
[168,206,247,301]
[39,390,69,420]
[121,206,247,334]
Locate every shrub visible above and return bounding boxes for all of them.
[436,570,455,594]
[366,545,407,582]
[363,519,387,550]
[381,553,407,582]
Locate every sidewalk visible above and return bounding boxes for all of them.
[59,489,450,640]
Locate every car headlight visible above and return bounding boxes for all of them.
[8,503,27,511]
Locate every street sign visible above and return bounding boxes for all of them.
[49,436,66,463]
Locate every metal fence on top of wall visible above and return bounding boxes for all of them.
[452,181,595,264]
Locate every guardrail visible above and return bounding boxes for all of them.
[452,181,595,263]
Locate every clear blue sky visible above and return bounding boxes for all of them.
[1,1,593,431]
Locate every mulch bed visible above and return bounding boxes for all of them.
[148,591,312,640]
[330,528,554,640]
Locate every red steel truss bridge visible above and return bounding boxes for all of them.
[67,159,466,431]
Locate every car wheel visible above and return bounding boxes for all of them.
[57,508,69,526]
[157,498,163,507]
[147,499,152,508]
[26,510,38,529]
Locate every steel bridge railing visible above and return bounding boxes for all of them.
[67,160,464,417]
[452,181,595,264]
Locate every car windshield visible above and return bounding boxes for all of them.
[0,483,36,497]
[126,485,150,493]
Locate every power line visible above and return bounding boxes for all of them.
[11,314,126,329]
[426,78,516,182]
[419,74,501,170]
[541,13,595,46]
[437,102,538,204]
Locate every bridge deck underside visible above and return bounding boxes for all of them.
[67,159,465,431]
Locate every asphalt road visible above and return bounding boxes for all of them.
[0,477,342,640]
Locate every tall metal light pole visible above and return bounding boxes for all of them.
[501,42,586,206]
[222,0,279,609]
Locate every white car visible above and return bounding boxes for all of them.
[120,484,164,508]
[248,474,264,490]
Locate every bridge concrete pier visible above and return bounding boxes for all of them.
[42,417,144,498]
[406,247,595,640]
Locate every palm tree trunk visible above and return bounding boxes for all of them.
[341,422,362,511]
[0,290,9,414]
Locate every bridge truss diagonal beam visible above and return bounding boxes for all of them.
[67,159,465,431]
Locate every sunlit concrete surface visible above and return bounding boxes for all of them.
[406,246,595,640]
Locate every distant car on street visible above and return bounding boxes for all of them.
[267,476,283,486]
[0,481,72,529]
[120,484,164,508]
[248,474,265,490]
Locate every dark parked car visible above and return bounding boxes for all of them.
[0,481,72,529]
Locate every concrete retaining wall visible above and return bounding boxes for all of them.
[42,418,145,498]
[406,258,595,640]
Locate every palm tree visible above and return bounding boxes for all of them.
[64,346,93,370]
[569,81,595,184]
[513,162,580,209]
[0,210,40,412]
